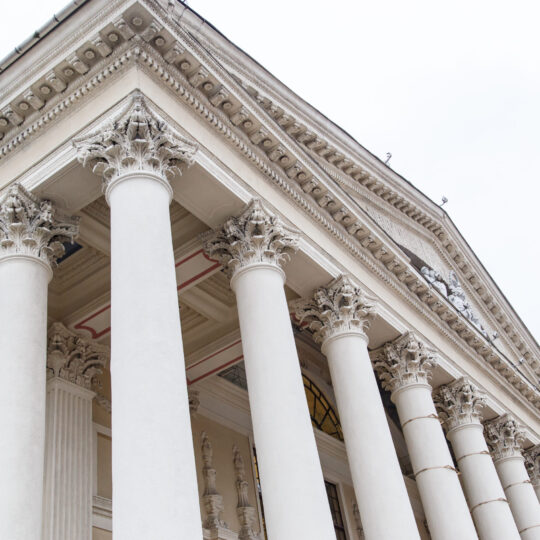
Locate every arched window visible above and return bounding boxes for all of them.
[302,375,343,441]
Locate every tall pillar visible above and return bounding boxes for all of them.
[484,415,540,539]
[373,333,478,540]
[434,378,520,539]
[203,199,336,540]
[524,446,540,504]
[292,276,420,539]
[76,94,202,540]
[43,322,108,540]
[0,184,78,540]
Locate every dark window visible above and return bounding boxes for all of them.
[325,481,348,539]
[303,375,344,441]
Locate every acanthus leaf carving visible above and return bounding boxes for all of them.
[47,322,108,391]
[524,445,540,486]
[372,332,437,394]
[0,183,79,266]
[202,198,298,279]
[74,92,197,187]
[291,274,375,345]
[433,377,486,432]
[484,414,525,461]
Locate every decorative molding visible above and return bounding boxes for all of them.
[524,445,540,486]
[433,377,487,432]
[0,183,78,265]
[484,414,526,461]
[291,274,374,345]
[74,92,197,188]
[233,445,260,540]
[372,332,437,394]
[201,431,227,530]
[47,322,108,391]
[202,199,298,279]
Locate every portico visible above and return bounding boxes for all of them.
[0,1,539,540]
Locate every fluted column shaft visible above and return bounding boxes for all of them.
[293,276,419,539]
[204,200,335,540]
[0,184,77,540]
[434,379,520,540]
[76,95,202,540]
[43,379,94,540]
[374,333,478,540]
[485,416,540,539]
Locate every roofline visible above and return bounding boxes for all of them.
[0,0,90,74]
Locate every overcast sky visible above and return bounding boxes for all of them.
[0,1,538,342]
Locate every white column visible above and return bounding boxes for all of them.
[204,199,336,540]
[373,333,478,540]
[0,184,78,540]
[434,378,520,540]
[293,275,419,539]
[485,415,540,539]
[76,94,202,540]
[42,323,108,540]
[524,446,540,504]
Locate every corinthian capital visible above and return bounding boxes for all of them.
[372,332,437,394]
[433,377,486,432]
[524,445,540,486]
[0,183,79,266]
[291,275,375,345]
[203,198,298,279]
[74,93,197,188]
[47,322,108,391]
[484,414,525,461]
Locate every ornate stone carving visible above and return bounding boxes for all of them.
[524,445,540,486]
[47,322,108,391]
[0,183,78,265]
[352,501,365,539]
[448,271,488,338]
[233,445,259,540]
[291,275,375,345]
[484,414,525,461]
[188,388,200,415]
[202,199,298,279]
[433,377,486,432]
[372,332,437,394]
[74,93,197,187]
[421,266,447,297]
[201,432,227,530]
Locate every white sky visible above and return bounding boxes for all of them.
[0,1,538,342]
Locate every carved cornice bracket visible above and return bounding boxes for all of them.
[0,183,79,266]
[202,199,298,280]
[74,92,197,190]
[47,322,108,390]
[291,274,374,346]
[433,377,486,432]
[372,332,437,394]
[484,414,525,461]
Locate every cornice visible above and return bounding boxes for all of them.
[0,1,537,413]
[182,11,538,371]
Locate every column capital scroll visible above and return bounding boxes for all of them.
[433,377,486,432]
[524,445,540,485]
[484,414,526,461]
[47,322,108,391]
[202,198,298,280]
[74,93,197,193]
[0,183,78,267]
[372,332,437,394]
[291,274,375,346]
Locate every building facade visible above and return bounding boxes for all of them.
[0,1,539,539]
